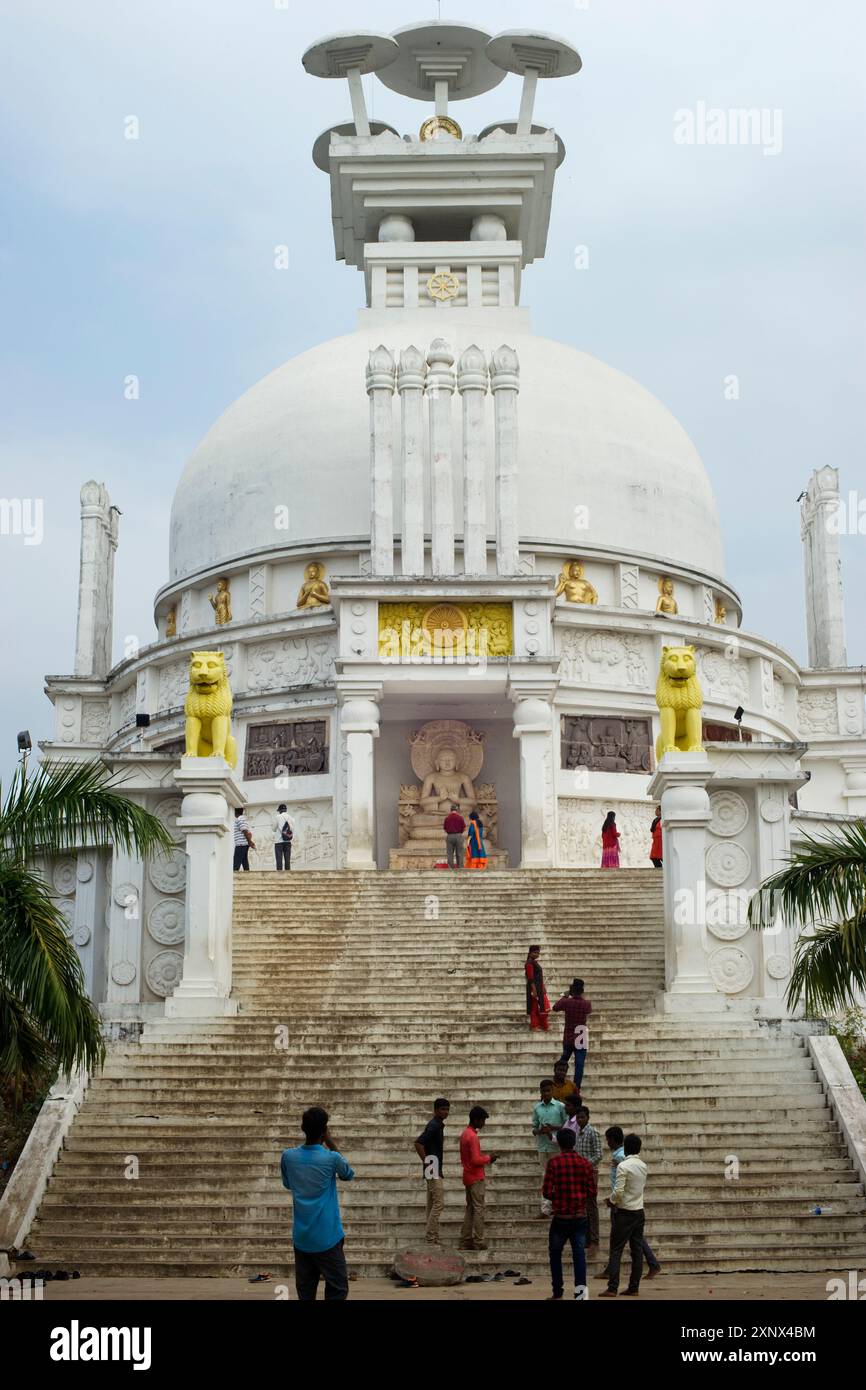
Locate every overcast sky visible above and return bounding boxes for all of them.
[1,0,864,783]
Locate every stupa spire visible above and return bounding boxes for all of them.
[302,21,582,311]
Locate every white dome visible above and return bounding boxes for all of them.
[169,317,725,585]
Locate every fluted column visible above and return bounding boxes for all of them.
[458,345,489,575]
[75,481,120,678]
[490,345,520,575]
[366,346,396,576]
[427,338,456,577]
[398,346,427,577]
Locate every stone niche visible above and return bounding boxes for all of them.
[244,718,329,780]
[390,718,508,870]
[560,716,653,774]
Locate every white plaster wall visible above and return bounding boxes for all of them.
[798,758,847,815]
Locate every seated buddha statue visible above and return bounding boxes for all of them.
[656,575,678,615]
[555,559,598,605]
[297,561,330,609]
[420,748,477,814]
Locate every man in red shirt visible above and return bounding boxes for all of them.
[542,1126,597,1299]
[459,1106,499,1251]
[553,978,592,1088]
[443,804,466,870]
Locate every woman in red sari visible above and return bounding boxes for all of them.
[601,810,621,869]
[525,945,550,1030]
[649,805,663,868]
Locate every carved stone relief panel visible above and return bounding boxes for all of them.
[560,715,652,774]
[244,719,329,780]
[558,798,656,867]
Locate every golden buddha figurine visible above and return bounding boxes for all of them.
[297,561,330,609]
[209,578,232,626]
[656,576,678,615]
[420,747,477,814]
[714,598,727,624]
[555,559,599,605]
[165,606,177,638]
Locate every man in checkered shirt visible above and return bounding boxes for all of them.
[542,1127,597,1300]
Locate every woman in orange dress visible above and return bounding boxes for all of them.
[525,945,550,1030]
[465,811,488,870]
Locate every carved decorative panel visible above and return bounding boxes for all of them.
[560,715,652,773]
[244,719,329,780]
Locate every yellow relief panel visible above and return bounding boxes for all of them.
[378,602,513,659]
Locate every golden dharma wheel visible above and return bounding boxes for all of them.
[426,272,460,302]
[419,115,463,142]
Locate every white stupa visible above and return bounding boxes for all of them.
[41,21,864,1018]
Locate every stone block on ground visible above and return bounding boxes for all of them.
[394,1247,465,1286]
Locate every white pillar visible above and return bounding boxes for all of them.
[340,695,381,870]
[800,466,847,668]
[490,345,520,575]
[512,696,556,868]
[427,339,456,577]
[398,346,427,577]
[346,66,371,138]
[165,758,242,1018]
[458,344,489,576]
[517,68,540,134]
[648,754,716,1002]
[75,481,120,678]
[367,346,396,576]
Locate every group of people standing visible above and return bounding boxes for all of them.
[599,806,664,868]
[232,803,295,871]
[442,805,488,870]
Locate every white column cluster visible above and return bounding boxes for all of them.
[397,346,427,577]
[427,338,457,576]
[369,340,520,578]
[490,344,520,575]
[457,345,489,575]
[366,346,397,576]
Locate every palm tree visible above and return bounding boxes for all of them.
[0,758,175,1091]
[749,819,866,1017]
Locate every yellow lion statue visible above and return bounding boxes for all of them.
[655,644,704,760]
[184,650,238,767]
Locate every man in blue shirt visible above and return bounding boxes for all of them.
[280,1106,355,1300]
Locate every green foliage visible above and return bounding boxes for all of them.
[0,758,175,1088]
[0,1060,57,1195]
[750,820,866,1016]
[828,1008,866,1100]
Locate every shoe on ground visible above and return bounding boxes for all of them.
[622,1289,640,1296]
[598,1289,617,1298]
[547,1293,563,1300]
[472,1242,488,1251]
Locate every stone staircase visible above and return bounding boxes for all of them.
[26,869,866,1278]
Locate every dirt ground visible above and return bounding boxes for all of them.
[32,1271,842,1301]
